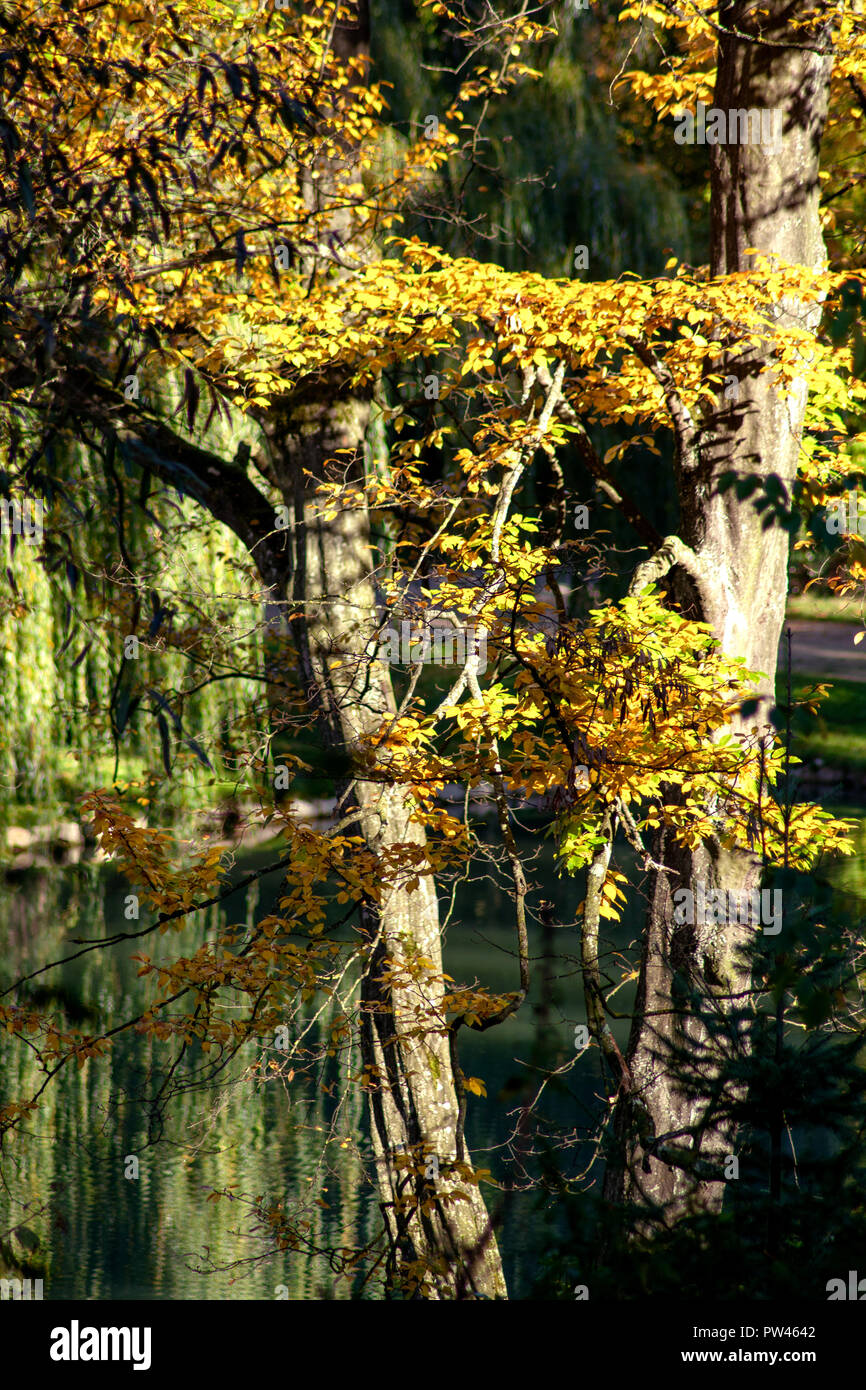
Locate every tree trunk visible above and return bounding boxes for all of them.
[263,383,506,1297]
[249,2,506,1294]
[604,0,832,1218]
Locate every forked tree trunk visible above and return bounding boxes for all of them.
[263,384,506,1297]
[604,0,832,1217]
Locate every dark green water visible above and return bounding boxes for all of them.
[2,810,864,1299]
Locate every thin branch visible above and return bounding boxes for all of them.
[626,336,700,474]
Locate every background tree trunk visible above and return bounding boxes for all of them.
[604,0,832,1218]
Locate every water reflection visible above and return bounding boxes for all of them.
[1,811,863,1299]
[0,856,375,1300]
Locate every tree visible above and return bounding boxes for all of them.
[1,0,538,1298]
[598,0,865,1217]
[1,0,865,1299]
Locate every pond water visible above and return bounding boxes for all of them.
[2,808,864,1300]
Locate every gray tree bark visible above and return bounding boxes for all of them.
[263,381,506,1297]
[603,0,833,1218]
[252,3,507,1294]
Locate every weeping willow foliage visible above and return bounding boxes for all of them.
[370,0,695,278]
[1,422,267,815]
[0,530,59,804]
